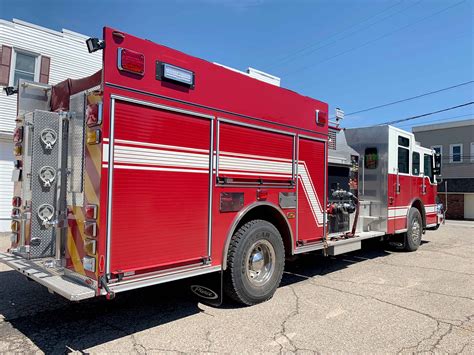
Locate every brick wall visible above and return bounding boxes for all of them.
[438,194,464,219]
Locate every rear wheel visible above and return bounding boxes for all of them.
[224,220,285,305]
[404,207,423,252]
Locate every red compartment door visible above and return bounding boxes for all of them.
[108,99,211,273]
[297,137,326,243]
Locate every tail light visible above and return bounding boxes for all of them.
[11,208,21,218]
[86,103,102,127]
[12,196,21,207]
[118,48,145,75]
[82,256,96,272]
[13,127,23,143]
[11,220,20,232]
[13,144,22,156]
[85,204,98,220]
[84,221,97,238]
[87,129,101,145]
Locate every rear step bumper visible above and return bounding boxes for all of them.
[0,252,96,301]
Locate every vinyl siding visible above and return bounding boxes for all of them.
[0,19,102,133]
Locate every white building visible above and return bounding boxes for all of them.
[0,19,101,231]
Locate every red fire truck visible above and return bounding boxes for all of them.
[1,27,443,306]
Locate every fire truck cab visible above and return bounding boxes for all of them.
[0,27,443,305]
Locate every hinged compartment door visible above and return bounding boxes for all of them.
[107,98,212,274]
[297,137,326,243]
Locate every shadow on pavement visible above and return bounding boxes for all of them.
[0,240,393,353]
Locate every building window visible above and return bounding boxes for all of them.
[11,50,38,86]
[450,144,463,163]
[471,142,474,162]
[412,152,420,176]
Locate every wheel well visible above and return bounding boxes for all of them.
[411,199,426,228]
[234,205,293,257]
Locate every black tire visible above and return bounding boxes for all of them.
[404,207,423,252]
[224,219,285,306]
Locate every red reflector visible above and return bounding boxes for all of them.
[316,110,327,126]
[12,196,21,207]
[257,189,268,201]
[118,48,145,75]
[85,205,98,220]
[13,127,23,143]
[84,221,97,238]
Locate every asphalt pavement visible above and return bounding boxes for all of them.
[0,220,473,354]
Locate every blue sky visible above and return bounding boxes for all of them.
[1,0,473,130]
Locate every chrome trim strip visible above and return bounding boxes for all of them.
[107,265,221,294]
[216,120,220,177]
[221,201,295,270]
[105,82,329,137]
[395,229,408,234]
[426,223,437,228]
[110,94,214,120]
[207,119,214,259]
[293,242,325,254]
[105,98,116,275]
[298,133,327,143]
[218,117,296,136]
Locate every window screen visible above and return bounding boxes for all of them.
[364,147,378,169]
[412,152,420,175]
[398,147,409,174]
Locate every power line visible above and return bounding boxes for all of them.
[285,0,466,79]
[340,81,474,118]
[376,102,474,126]
[267,0,408,69]
[397,113,473,127]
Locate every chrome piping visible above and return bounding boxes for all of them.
[105,98,116,276]
[221,201,295,270]
[207,119,214,259]
[216,119,220,178]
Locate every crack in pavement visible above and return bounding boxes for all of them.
[374,259,474,276]
[325,276,474,301]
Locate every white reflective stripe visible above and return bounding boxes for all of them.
[220,151,292,163]
[104,164,208,174]
[102,142,325,226]
[388,208,408,218]
[219,156,292,174]
[425,206,437,213]
[115,138,209,153]
[298,162,324,225]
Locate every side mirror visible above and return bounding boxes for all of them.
[433,152,441,176]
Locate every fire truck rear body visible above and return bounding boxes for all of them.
[0,27,443,303]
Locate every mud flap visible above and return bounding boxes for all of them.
[188,270,223,307]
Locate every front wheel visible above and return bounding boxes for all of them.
[404,207,423,252]
[224,220,285,305]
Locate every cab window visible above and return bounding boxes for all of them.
[398,135,410,174]
[412,152,420,176]
[424,154,434,183]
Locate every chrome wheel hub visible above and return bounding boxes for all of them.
[412,220,421,243]
[245,239,275,286]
